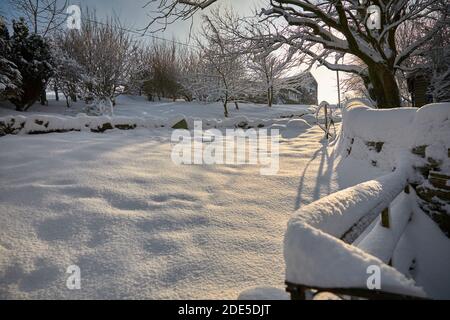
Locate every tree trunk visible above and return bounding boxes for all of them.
[40,89,47,106]
[234,101,239,110]
[40,88,47,106]
[70,91,77,103]
[367,65,401,108]
[223,98,229,118]
[324,103,330,139]
[269,86,274,107]
[54,85,59,101]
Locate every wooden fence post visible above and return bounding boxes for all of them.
[286,282,306,300]
[381,208,390,228]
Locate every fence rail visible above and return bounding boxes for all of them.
[284,165,425,300]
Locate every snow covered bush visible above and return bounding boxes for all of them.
[60,11,135,104]
[0,17,22,101]
[0,57,21,100]
[50,41,88,108]
[7,18,53,111]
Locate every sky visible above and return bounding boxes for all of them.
[1,0,341,104]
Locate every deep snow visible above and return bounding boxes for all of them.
[0,126,366,299]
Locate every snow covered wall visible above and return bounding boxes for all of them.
[337,101,450,235]
[0,110,315,136]
[338,101,450,174]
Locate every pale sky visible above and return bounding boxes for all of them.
[2,0,341,103]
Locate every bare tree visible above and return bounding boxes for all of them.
[427,27,450,102]
[64,10,136,104]
[145,0,448,109]
[126,45,153,96]
[196,14,248,116]
[147,40,181,101]
[341,61,370,101]
[50,37,87,107]
[177,46,203,101]
[11,0,68,36]
[247,47,297,107]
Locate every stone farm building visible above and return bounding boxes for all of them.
[246,72,318,106]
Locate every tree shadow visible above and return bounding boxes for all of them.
[294,139,336,210]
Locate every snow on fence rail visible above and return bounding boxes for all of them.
[289,165,410,242]
[284,220,425,299]
[283,165,427,299]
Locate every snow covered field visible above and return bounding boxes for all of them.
[0,96,376,299]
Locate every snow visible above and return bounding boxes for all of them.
[1,97,448,299]
[0,95,319,136]
[237,287,289,300]
[287,165,409,239]
[393,190,450,299]
[356,192,413,263]
[0,106,357,299]
[284,100,450,299]
[284,220,426,297]
[0,95,315,120]
[341,103,417,143]
[0,113,315,138]
[0,95,378,300]
[339,101,450,172]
